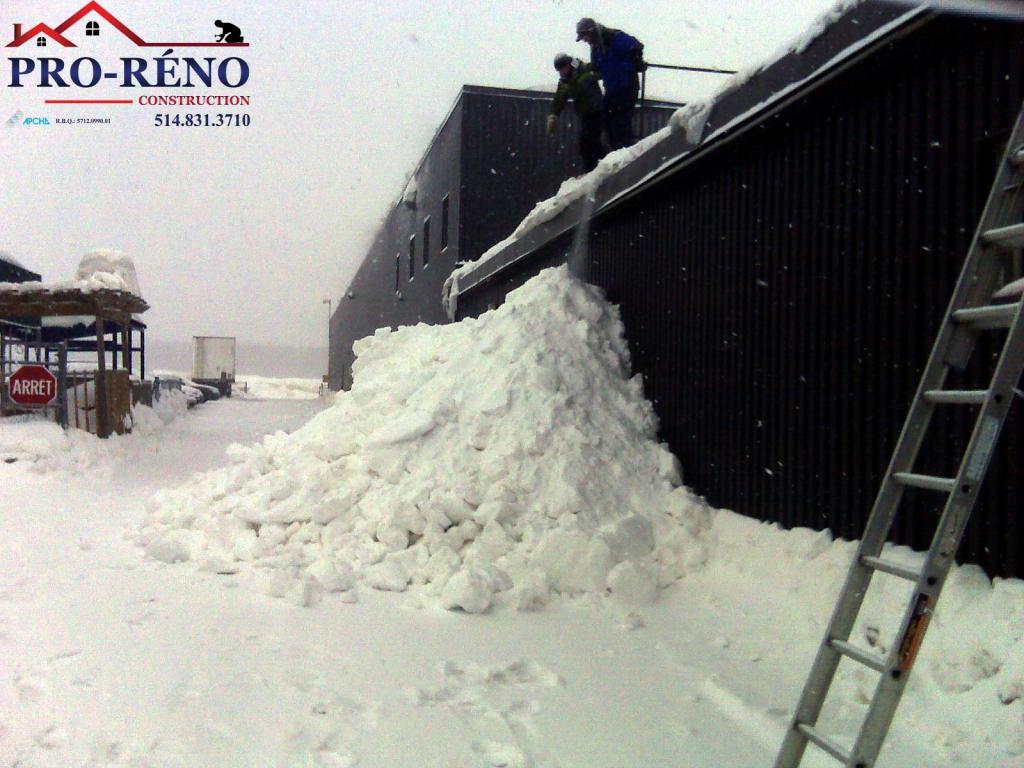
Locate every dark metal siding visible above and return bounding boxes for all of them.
[460,90,678,263]
[0,260,41,284]
[459,17,1024,578]
[328,100,464,391]
[330,88,680,391]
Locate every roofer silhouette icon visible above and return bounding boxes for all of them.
[214,20,244,43]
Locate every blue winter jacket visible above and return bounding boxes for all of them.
[590,26,643,108]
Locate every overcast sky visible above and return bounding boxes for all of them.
[1,0,839,349]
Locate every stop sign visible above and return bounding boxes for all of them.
[8,365,58,406]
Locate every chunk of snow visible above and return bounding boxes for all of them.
[607,560,659,606]
[441,568,494,613]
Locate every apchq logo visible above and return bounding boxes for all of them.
[5,1,250,89]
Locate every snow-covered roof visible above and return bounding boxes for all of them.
[0,273,132,297]
[0,250,26,269]
[444,0,929,316]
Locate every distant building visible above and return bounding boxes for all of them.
[328,85,680,390]
[0,251,40,284]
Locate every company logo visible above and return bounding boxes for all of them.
[5,109,23,124]
[5,2,250,89]
[22,116,49,124]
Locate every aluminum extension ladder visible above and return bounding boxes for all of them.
[773,101,1024,768]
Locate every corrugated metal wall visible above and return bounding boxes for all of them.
[460,90,678,263]
[459,16,1024,578]
[0,260,40,283]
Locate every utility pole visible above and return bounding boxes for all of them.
[322,297,332,382]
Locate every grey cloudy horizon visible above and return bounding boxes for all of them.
[1,0,838,350]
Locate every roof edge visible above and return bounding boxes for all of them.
[451,0,933,304]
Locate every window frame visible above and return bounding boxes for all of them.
[408,234,416,281]
[422,216,431,268]
[440,195,448,252]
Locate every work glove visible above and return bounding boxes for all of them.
[547,114,558,135]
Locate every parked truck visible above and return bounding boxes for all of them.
[192,336,236,397]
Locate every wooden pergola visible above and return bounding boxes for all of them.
[0,285,149,437]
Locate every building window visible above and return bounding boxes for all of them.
[36,36,46,46]
[441,194,450,251]
[422,217,431,267]
[86,21,99,36]
[408,235,416,280]
[394,253,400,293]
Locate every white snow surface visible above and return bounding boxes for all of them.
[0,288,1021,765]
[236,375,325,400]
[143,267,697,610]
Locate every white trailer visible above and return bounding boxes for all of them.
[191,336,236,396]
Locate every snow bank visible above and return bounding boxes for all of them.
[142,266,710,610]
[702,510,1024,764]
[0,400,186,469]
[235,375,324,400]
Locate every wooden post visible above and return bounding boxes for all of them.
[140,327,146,380]
[95,313,109,439]
[123,317,132,374]
[0,327,6,418]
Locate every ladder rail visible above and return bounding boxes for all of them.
[774,97,1024,768]
[850,298,1024,763]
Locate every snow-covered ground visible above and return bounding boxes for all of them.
[2,271,1022,768]
[235,375,325,400]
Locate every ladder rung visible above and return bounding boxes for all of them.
[893,472,956,493]
[923,389,988,405]
[953,302,1019,329]
[982,223,1024,249]
[830,638,888,673]
[862,555,921,581]
[796,724,852,764]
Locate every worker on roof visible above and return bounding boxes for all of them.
[547,54,608,174]
[575,17,646,150]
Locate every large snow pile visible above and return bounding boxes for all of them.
[141,267,710,611]
[75,248,142,296]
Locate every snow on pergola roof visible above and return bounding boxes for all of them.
[0,280,149,320]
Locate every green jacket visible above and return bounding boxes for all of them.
[550,63,604,118]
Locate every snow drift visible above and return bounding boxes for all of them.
[141,266,710,610]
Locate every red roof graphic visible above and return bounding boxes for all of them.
[9,23,76,47]
[6,2,249,48]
